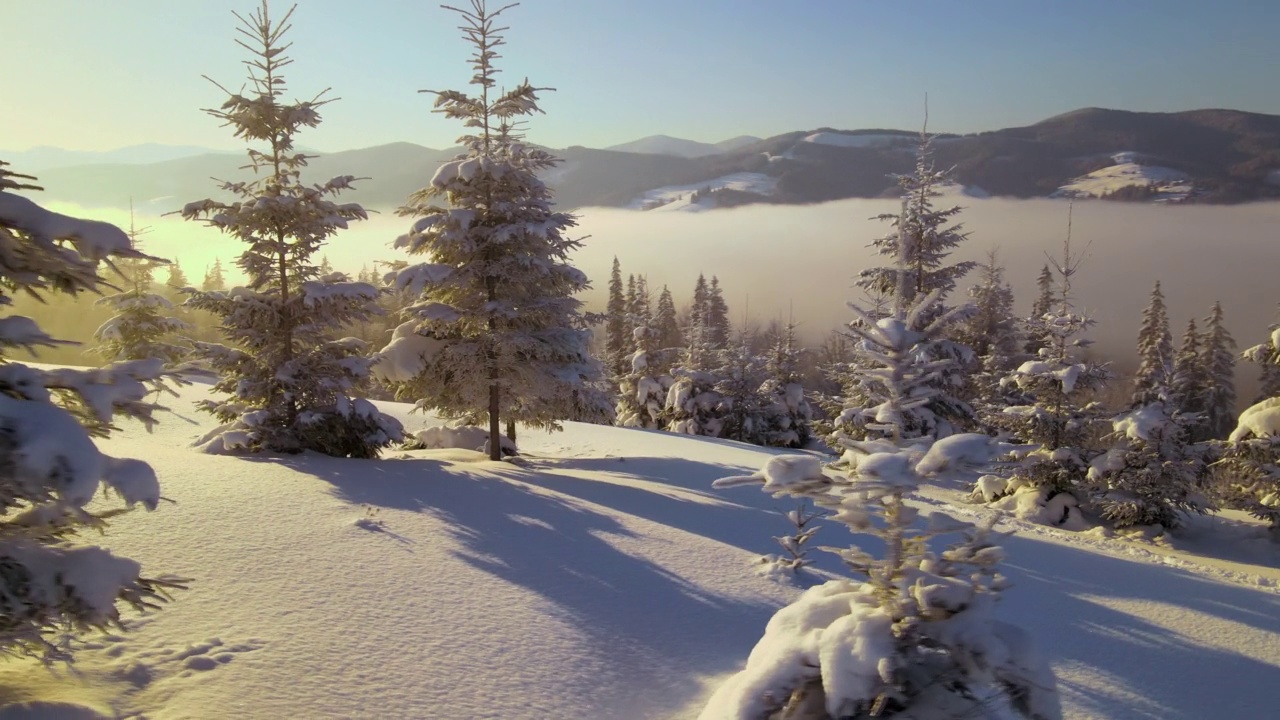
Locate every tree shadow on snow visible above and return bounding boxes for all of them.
[995,532,1280,719]
[300,453,784,719]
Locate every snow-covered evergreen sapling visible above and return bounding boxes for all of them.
[374,0,603,459]
[955,250,1022,422]
[92,211,189,365]
[1199,301,1236,441]
[716,336,769,444]
[985,221,1109,526]
[180,2,402,458]
[758,321,814,449]
[834,129,977,441]
[1087,395,1208,529]
[1131,281,1174,407]
[0,161,185,662]
[615,326,668,429]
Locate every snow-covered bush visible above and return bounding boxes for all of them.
[759,322,814,449]
[0,161,183,662]
[1087,400,1208,529]
[1214,328,1280,530]
[665,369,725,437]
[616,327,670,429]
[179,3,402,458]
[375,1,603,459]
[405,424,517,457]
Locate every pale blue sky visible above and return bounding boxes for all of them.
[3,0,1277,152]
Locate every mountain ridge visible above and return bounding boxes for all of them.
[11,107,1280,211]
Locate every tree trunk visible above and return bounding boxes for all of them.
[488,379,501,461]
[505,418,516,444]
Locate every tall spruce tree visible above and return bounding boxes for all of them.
[654,284,681,350]
[1024,264,1056,356]
[376,0,601,459]
[1,161,184,661]
[605,257,628,377]
[1132,281,1174,407]
[179,1,402,457]
[956,250,1020,417]
[1200,301,1237,441]
[1171,318,1208,418]
[857,131,975,314]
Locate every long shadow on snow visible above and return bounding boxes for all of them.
[995,530,1280,719]
[517,455,846,576]
[297,453,782,718]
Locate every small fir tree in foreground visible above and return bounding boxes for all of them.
[375,0,601,459]
[0,161,184,662]
[180,2,402,457]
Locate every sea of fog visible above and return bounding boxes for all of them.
[48,196,1280,391]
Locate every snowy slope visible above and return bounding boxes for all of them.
[800,132,910,149]
[1056,152,1194,201]
[3,380,1280,719]
[626,172,779,212]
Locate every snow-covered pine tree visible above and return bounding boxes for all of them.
[1217,323,1280,530]
[615,325,668,430]
[1200,301,1237,441]
[1171,318,1207,418]
[1131,281,1174,407]
[1088,395,1207,529]
[702,221,1059,719]
[690,274,710,335]
[1250,306,1280,404]
[93,212,189,365]
[1,161,184,662]
[986,219,1109,526]
[759,321,813,448]
[956,249,1021,418]
[856,131,975,315]
[715,335,768,444]
[633,274,652,333]
[180,2,402,458]
[200,258,227,292]
[849,128,976,437]
[665,308,726,437]
[375,0,601,459]
[1023,264,1056,356]
[654,284,682,352]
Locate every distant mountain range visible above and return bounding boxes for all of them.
[8,108,1280,212]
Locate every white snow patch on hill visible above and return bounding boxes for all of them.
[800,132,907,149]
[1056,156,1194,201]
[3,378,1280,719]
[627,172,778,212]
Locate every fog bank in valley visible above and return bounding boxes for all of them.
[42,196,1280,393]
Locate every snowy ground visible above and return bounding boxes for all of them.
[626,173,778,212]
[3,381,1280,719]
[1055,153,1194,201]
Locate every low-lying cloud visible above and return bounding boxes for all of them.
[45,196,1280,395]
